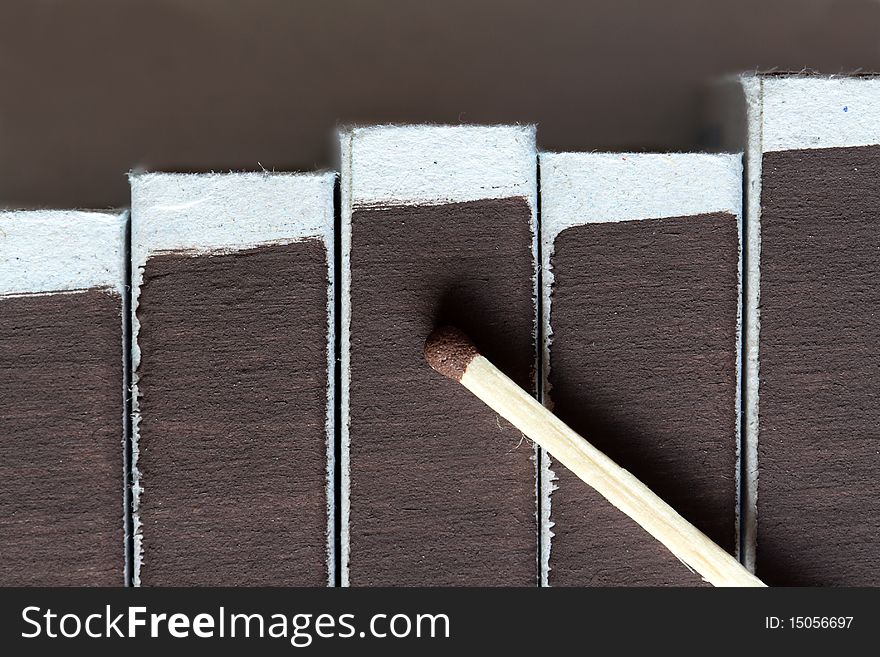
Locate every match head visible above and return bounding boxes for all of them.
[424,325,480,382]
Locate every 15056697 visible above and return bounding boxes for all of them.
[790,617,854,630]
[765,616,854,630]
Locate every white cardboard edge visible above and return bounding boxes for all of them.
[538,151,744,585]
[540,152,742,236]
[741,76,763,574]
[0,210,127,296]
[119,210,133,588]
[339,125,539,586]
[128,171,337,587]
[757,75,880,152]
[345,124,537,212]
[0,209,130,586]
[339,134,353,587]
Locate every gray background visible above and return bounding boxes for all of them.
[1,0,879,208]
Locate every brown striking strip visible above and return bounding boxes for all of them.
[758,146,880,586]
[348,198,537,586]
[548,213,739,586]
[0,289,124,586]
[136,241,329,586]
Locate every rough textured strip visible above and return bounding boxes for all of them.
[136,241,329,586]
[0,289,124,585]
[548,214,739,586]
[757,146,880,586]
[348,198,537,586]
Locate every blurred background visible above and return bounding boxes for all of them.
[1,0,879,209]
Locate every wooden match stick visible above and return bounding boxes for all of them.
[424,326,766,587]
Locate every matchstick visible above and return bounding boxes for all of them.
[425,326,766,588]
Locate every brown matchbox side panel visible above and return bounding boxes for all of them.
[0,289,124,586]
[548,213,739,586]
[348,197,537,586]
[136,241,329,586]
[757,146,880,586]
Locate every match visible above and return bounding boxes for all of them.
[424,325,766,588]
